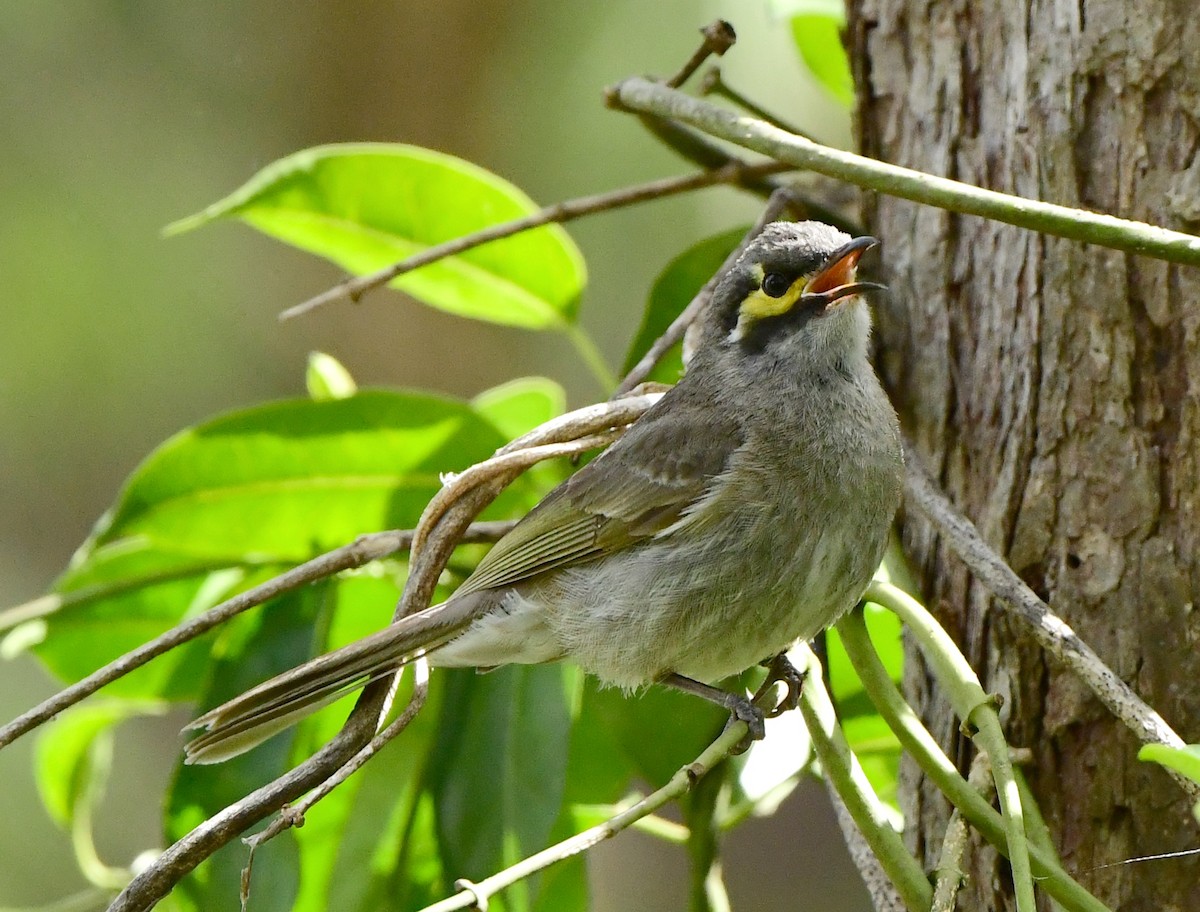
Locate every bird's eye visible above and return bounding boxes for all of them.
[761,272,791,298]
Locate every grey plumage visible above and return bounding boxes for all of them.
[185,221,903,764]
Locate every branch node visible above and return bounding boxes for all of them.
[666,20,737,89]
[453,878,489,912]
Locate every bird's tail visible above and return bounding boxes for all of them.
[183,593,488,764]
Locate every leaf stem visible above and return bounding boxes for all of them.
[608,77,1200,267]
[562,322,619,393]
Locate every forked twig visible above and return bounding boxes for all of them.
[0,523,513,752]
[107,393,662,912]
[608,77,1200,267]
[902,451,1200,803]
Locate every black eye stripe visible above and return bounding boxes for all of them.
[761,273,791,298]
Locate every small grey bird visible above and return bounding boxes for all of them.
[185,221,903,764]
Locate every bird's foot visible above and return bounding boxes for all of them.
[723,694,766,754]
[754,652,807,718]
[661,672,766,754]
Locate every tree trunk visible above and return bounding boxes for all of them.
[848,2,1200,909]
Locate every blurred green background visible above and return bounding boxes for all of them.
[0,2,864,909]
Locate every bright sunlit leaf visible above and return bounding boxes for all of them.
[166,144,586,329]
[472,376,566,441]
[33,390,519,696]
[769,2,853,108]
[306,351,358,401]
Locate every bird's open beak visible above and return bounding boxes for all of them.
[803,236,886,309]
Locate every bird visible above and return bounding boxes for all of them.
[184,220,904,764]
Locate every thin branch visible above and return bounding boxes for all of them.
[607,77,1200,267]
[698,67,812,140]
[278,161,791,321]
[417,714,751,912]
[0,522,512,753]
[666,20,737,89]
[413,432,623,553]
[108,394,662,912]
[634,115,857,233]
[243,659,430,853]
[836,610,1112,912]
[795,643,933,912]
[901,453,1200,803]
[109,705,383,912]
[824,784,906,912]
[867,581,1035,912]
[932,752,994,912]
[614,187,801,395]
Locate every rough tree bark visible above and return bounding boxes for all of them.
[848,2,1200,909]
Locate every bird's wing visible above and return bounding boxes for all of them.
[457,386,743,595]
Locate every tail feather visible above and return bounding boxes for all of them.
[183,593,488,764]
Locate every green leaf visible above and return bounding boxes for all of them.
[167,144,586,329]
[577,677,726,789]
[166,587,328,912]
[1138,743,1200,785]
[623,227,747,384]
[790,15,854,108]
[34,547,256,698]
[1141,744,1200,824]
[36,700,165,830]
[306,351,357,401]
[424,665,579,912]
[472,376,566,441]
[84,390,508,562]
[34,390,513,696]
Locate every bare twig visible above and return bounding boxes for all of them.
[0,522,513,753]
[698,67,811,140]
[667,20,737,89]
[608,77,1200,267]
[632,115,857,233]
[243,659,431,854]
[932,752,994,912]
[901,451,1200,803]
[278,161,791,321]
[415,687,792,912]
[614,188,801,395]
[413,432,623,553]
[798,643,932,912]
[824,785,906,912]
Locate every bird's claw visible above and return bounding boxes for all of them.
[725,695,766,754]
[754,653,807,718]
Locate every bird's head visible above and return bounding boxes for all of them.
[689,221,886,374]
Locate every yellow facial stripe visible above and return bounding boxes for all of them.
[730,265,806,341]
[739,281,803,321]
